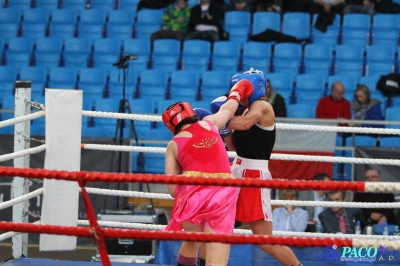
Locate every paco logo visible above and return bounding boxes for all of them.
[317,244,396,263]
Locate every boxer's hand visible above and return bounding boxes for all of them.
[228,79,254,103]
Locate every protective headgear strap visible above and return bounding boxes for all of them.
[162,102,196,135]
[231,68,266,105]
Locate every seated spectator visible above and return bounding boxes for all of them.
[299,172,331,223]
[343,0,375,15]
[150,0,191,44]
[273,189,309,232]
[318,190,366,234]
[310,0,345,32]
[185,0,225,43]
[225,0,255,12]
[350,84,384,128]
[265,79,287,117]
[316,81,351,127]
[353,168,395,225]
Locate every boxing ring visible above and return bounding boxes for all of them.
[1,83,400,265]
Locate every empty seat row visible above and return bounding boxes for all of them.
[2,37,399,77]
[2,0,143,10]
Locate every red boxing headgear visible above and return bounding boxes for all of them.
[162,102,196,135]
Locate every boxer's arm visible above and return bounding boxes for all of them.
[165,140,181,198]
[228,101,264,130]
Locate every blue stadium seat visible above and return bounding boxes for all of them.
[370,91,387,116]
[266,72,295,95]
[151,39,181,72]
[4,37,34,67]
[76,24,105,39]
[282,12,311,41]
[106,24,134,40]
[371,14,399,46]
[137,69,169,100]
[0,96,16,132]
[0,66,18,96]
[359,75,380,92]
[211,41,241,72]
[341,13,371,46]
[89,0,117,10]
[242,41,273,74]
[134,9,163,39]
[62,37,92,67]
[345,135,377,147]
[19,66,48,97]
[92,38,122,69]
[0,23,20,40]
[118,0,140,11]
[49,8,79,25]
[7,0,32,9]
[77,68,108,100]
[92,97,121,127]
[272,43,302,75]
[122,38,151,71]
[48,24,77,39]
[61,0,88,10]
[0,7,22,24]
[311,14,340,48]
[223,11,251,45]
[199,71,231,102]
[303,43,333,76]
[365,45,396,77]
[36,0,60,10]
[169,70,200,101]
[252,12,280,35]
[47,67,78,89]
[334,44,365,77]
[295,74,326,104]
[287,103,316,119]
[107,9,135,25]
[34,37,63,67]
[79,8,107,25]
[181,39,211,71]
[108,68,137,99]
[385,107,400,129]
[21,7,50,25]
[20,23,48,40]
[380,136,400,148]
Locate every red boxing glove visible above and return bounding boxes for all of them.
[227,79,254,103]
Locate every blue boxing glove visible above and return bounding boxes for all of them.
[210,96,232,137]
[193,108,212,121]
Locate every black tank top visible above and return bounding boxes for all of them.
[232,123,276,160]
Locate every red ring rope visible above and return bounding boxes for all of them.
[0,221,352,248]
[0,166,366,191]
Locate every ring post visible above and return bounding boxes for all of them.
[12,81,32,258]
[40,89,82,251]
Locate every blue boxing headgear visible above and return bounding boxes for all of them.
[231,68,265,106]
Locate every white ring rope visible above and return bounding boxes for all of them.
[0,144,46,163]
[81,111,400,135]
[0,111,45,128]
[0,188,43,211]
[82,144,400,167]
[84,188,400,208]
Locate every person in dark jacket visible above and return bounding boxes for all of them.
[185,0,224,42]
[265,79,287,117]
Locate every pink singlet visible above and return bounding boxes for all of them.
[164,120,238,234]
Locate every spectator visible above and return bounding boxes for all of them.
[374,0,400,14]
[318,190,366,234]
[150,0,191,44]
[185,0,225,43]
[343,0,375,15]
[310,0,345,32]
[225,0,255,12]
[264,79,287,117]
[316,81,351,127]
[273,189,309,232]
[350,84,384,128]
[353,168,395,225]
[299,172,331,223]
